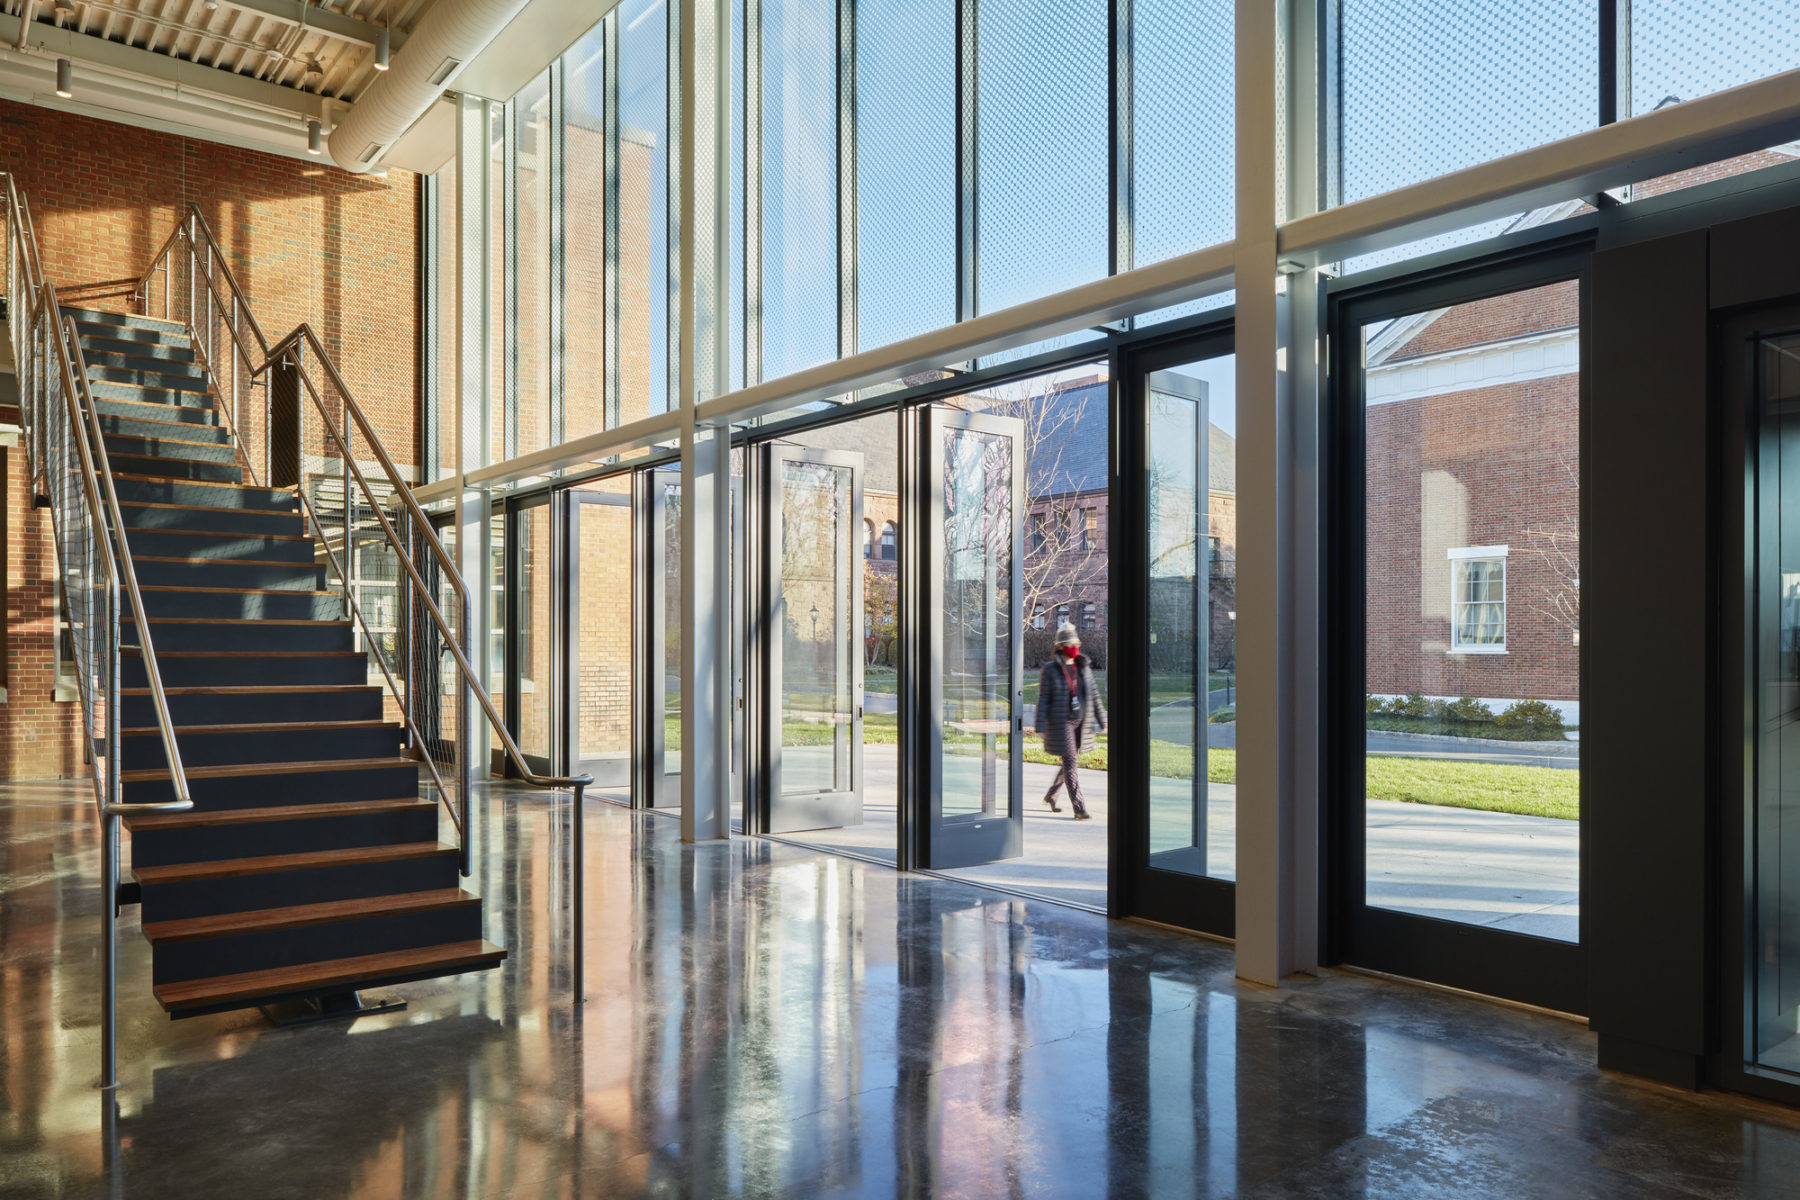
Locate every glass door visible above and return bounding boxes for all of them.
[640,466,682,808]
[922,407,1026,869]
[505,494,556,777]
[1115,335,1237,935]
[758,444,865,833]
[565,483,634,793]
[1331,260,1585,1014]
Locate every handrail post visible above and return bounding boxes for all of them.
[461,586,474,877]
[101,578,121,1091]
[401,508,415,753]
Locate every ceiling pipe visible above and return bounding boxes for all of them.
[327,0,531,172]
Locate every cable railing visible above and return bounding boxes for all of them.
[135,205,593,987]
[2,176,193,1092]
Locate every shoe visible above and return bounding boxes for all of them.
[1044,797,1061,812]
[1073,812,1092,821]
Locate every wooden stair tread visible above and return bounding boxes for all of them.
[154,940,505,1011]
[119,719,393,736]
[124,526,306,541]
[114,501,283,516]
[88,393,210,413]
[125,797,432,831]
[124,556,316,569]
[104,432,231,450]
[133,840,455,885]
[123,652,362,662]
[121,755,418,783]
[110,473,286,496]
[135,585,335,596]
[142,889,476,944]
[124,615,344,625]
[122,684,379,695]
[92,410,215,430]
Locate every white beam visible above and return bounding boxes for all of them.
[208,0,406,50]
[1281,65,1800,265]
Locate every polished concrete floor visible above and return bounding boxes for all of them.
[5,777,1800,1198]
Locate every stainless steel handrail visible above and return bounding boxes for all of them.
[141,204,595,994]
[3,173,193,1092]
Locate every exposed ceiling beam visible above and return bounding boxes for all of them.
[0,10,327,117]
[205,0,408,51]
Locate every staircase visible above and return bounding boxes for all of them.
[71,306,505,1019]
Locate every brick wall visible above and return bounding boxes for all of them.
[0,101,422,779]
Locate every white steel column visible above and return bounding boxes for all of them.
[678,0,733,841]
[455,94,495,781]
[1234,0,1299,985]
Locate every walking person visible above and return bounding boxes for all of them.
[1037,621,1106,821]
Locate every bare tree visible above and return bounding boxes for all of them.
[1517,460,1580,641]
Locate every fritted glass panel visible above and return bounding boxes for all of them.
[622,0,671,417]
[1360,279,1581,941]
[762,0,838,379]
[976,0,1108,314]
[488,103,507,465]
[1145,354,1236,881]
[1626,1,1800,201]
[1132,0,1232,265]
[1340,1,1598,204]
[433,158,458,481]
[512,71,553,457]
[564,23,609,440]
[857,0,955,351]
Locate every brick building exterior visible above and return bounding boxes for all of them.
[0,99,421,778]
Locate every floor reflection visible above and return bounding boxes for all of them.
[5,777,1800,1198]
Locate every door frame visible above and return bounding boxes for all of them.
[562,485,635,789]
[502,491,557,778]
[750,442,867,835]
[1111,324,1237,936]
[1324,241,1590,1014]
[637,465,681,808]
[916,404,1028,870]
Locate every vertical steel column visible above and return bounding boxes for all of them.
[550,60,568,446]
[742,0,763,385]
[604,13,623,428]
[456,94,495,781]
[836,0,857,361]
[954,0,978,322]
[1232,0,1297,986]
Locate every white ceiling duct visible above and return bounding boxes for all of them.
[327,0,531,172]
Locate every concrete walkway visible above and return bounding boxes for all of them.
[784,744,1578,940]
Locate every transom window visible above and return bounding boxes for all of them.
[1449,546,1507,653]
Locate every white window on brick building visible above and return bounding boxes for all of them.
[863,518,874,559]
[1448,546,1507,653]
[881,521,897,558]
[1080,600,1098,630]
[1031,605,1046,630]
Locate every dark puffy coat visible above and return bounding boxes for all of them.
[1035,652,1107,756]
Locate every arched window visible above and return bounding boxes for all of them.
[863,518,874,559]
[881,521,897,558]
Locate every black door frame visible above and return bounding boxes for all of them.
[502,491,557,778]
[1110,322,1237,936]
[1325,238,1591,1015]
[562,486,634,790]
[1718,301,1800,1105]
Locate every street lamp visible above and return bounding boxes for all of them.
[810,603,820,642]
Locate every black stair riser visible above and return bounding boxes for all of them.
[116,505,299,536]
[94,397,215,426]
[80,336,197,363]
[131,805,439,869]
[121,725,400,771]
[104,435,237,465]
[87,366,209,392]
[111,477,295,512]
[121,688,383,727]
[121,654,368,688]
[121,763,418,810]
[105,455,242,483]
[123,620,351,652]
[129,559,324,590]
[65,310,189,337]
[138,853,459,922]
[98,414,230,443]
[87,390,214,417]
[137,590,343,621]
[150,903,479,986]
[125,529,313,562]
[80,349,204,374]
